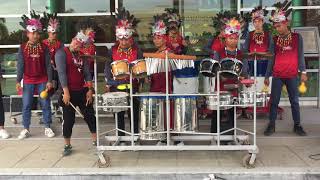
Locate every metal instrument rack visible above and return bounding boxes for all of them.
[95,51,259,168]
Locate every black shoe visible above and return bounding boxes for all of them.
[264,123,275,136]
[294,125,307,136]
[62,144,72,156]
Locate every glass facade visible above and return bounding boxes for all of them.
[0,0,319,103]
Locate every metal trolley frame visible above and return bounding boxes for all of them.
[95,51,259,168]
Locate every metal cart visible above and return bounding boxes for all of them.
[95,51,259,168]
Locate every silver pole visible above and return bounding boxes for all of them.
[165,51,170,146]
[217,71,220,146]
[115,113,118,137]
[253,54,257,147]
[94,55,99,146]
[130,69,134,146]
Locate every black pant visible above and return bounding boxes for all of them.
[210,108,234,133]
[59,88,96,138]
[52,69,60,92]
[0,85,4,126]
[111,87,139,137]
[116,97,139,136]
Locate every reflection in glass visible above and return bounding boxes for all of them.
[0,18,25,45]
[31,0,110,13]
[52,16,115,44]
[0,48,18,75]
[241,0,286,8]
[183,0,236,55]
[1,78,17,95]
[122,0,173,50]
[0,1,27,14]
[300,72,318,97]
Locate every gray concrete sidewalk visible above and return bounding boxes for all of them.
[1,107,320,177]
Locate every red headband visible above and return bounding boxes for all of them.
[224,33,239,38]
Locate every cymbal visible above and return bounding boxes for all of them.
[242,52,273,59]
[80,55,110,62]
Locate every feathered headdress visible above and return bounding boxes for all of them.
[251,6,268,21]
[223,17,242,37]
[78,18,96,43]
[114,7,139,39]
[43,12,60,33]
[164,8,182,28]
[270,0,292,23]
[212,11,238,30]
[151,14,167,36]
[20,10,43,32]
[74,31,88,46]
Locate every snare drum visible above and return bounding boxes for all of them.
[139,93,166,140]
[131,59,147,78]
[101,92,129,112]
[238,91,267,107]
[220,58,243,79]
[206,91,233,110]
[200,58,220,77]
[173,96,198,132]
[111,60,129,80]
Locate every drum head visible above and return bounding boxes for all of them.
[220,58,243,79]
[131,59,145,64]
[103,92,128,98]
[200,59,220,77]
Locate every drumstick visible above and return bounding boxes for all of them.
[69,102,84,118]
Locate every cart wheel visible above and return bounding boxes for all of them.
[242,153,256,169]
[97,154,111,168]
[247,113,253,120]
[11,118,17,124]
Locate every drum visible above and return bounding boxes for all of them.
[238,91,267,107]
[199,58,220,77]
[131,59,147,78]
[206,91,233,110]
[101,92,129,112]
[139,93,166,140]
[220,58,243,79]
[173,96,198,132]
[111,60,129,80]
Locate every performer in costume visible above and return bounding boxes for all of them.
[42,12,64,91]
[149,14,173,93]
[164,9,199,146]
[104,7,141,145]
[79,19,96,78]
[55,32,96,156]
[203,11,236,95]
[164,8,187,55]
[210,16,249,134]
[264,0,307,136]
[164,8,199,94]
[242,6,273,92]
[16,11,55,140]
[205,11,239,57]
[148,14,174,145]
